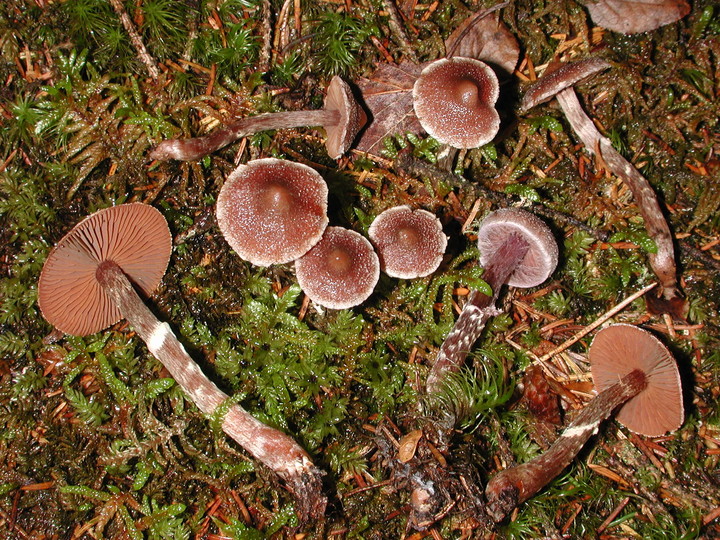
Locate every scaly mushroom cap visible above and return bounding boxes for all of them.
[295,226,379,309]
[216,158,329,266]
[590,324,683,437]
[368,205,447,279]
[38,203,172,336]
[323,76,367,159]
[413,57,500,149]
[477,208,558,288]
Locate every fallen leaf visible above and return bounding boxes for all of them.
[398,429,423,463]
[445,11,520,76]
[355,62,424,155]
[586,0,690,34]
[521,365,562,425]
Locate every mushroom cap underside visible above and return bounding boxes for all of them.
[590,323,683,437]
[477,207,558,288]
[38,203,172,336]
[323,76,367,159]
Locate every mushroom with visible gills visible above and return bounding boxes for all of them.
[485,324,683,522]
[413,57,500,149]
[216,158,329,267]
[295,226,380,310]
[426,208,558,393]
[368,205,447,279]
[150,76,366,161]
[37,203,327,521]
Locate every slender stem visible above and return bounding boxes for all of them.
[426,232,529,393]
[485,368,647,522]
[95,261,326,520]
[149,109,339,161]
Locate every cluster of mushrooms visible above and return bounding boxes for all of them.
[37,55,685,524]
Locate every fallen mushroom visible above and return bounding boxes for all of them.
[368,205,447,279]
[295,226,380,309]
[426,208,558,394]
[485,324,683,522]
[150,76,366,161]
[216,158,328,266]
[519,58,685,316]
[37,203,326,521]
[413,57,501,149]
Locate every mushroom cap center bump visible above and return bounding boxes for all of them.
[216,158,329,267]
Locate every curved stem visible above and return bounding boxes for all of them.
[96,261,326,520]
[149,109,339,161]
[485,368,647,522]
[426,232,529,393]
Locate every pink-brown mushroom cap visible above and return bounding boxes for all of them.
[295,226,380,309]
[590,324,683,437]
[368,205,447,279]
[38,203,172,336]
[323,76,367,159]
[216,158,328,266]
[477,207,558,288]
[413,57,500,149]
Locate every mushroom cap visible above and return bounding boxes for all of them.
[323,76,367,159]
[368,205,447,279]
[590,324,683,437]
[216,158,329,266]
[295,226,380,309]
[38,203,172,336]
[412,57,500,149]
[477,208,558,288]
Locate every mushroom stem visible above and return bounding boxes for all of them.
[95,260,326,520]
[485,368,647,522]
[426,232,529,393]
[149,109,340,161]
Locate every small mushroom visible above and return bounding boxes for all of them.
[38,203,326,521]
[216,158,328,267]
[368,205,447,279]
[150,76,366,161]
[485,324,683,522]
[413,57,500,149]
[295,226,380,309]
[426,208,558,393]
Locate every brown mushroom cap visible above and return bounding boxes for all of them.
[412,57,500,149]
[216,158,329,266]
[368,205,447,279]
[38,203,172,336]
[590,324,683,437]
[295,226,379,309]
[323,76,367,159]
[477,208,558,288]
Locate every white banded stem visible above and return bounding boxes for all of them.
[485,368,647,522]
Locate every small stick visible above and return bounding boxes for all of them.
[532,282,657,366]
[108,0,159,80]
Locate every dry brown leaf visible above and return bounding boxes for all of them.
[398,429,423,463]
[586,0,690,34]
[355,62,424,155]
[445,12,520,76]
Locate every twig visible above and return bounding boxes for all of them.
[108,0,159,80]
[382,0,418,63]
[533,282,658,366]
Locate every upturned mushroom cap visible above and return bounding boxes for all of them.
[590,324,683,437]
[295,226,380,309]
[323,76,367,159]
[477,208,558,288]
[412,57,500,149]
[38,203,172,336]
[368,205,447,279]
[216,158,328,266]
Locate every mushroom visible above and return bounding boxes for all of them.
[149,76,366,161]
[37,203,326,521]
[426,208,558,393]
[485,324,683,522]
[368,205,447,279]
[412,57,500,149]
[295,226,380,309]
[216,158,328,267]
